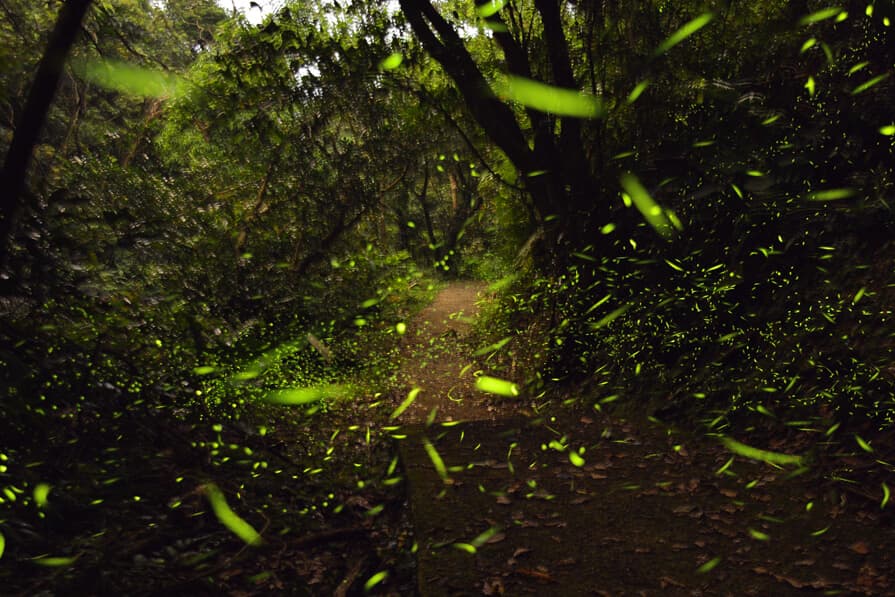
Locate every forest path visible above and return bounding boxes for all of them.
[394,283,894,596]
[389,280,513,424]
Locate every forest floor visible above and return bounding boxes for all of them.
[393,282,895,596]
[4,281,894,596]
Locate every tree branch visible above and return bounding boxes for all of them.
[398,0,534,173]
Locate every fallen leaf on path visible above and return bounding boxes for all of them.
[634,547,652,554]
[659,576,686,588]
[515,567,554,583]
[832,561,851,571]
[673,505,698,515]
[754,568,836,590]
[857,563,880,589]
[850,541,870,554]
[482,578,505,595]
[713,525,738,538]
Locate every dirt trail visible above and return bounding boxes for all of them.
[391,280,513,424]
[395,283,895,596]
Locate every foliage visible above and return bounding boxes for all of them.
[3,0,895,593]
[464,1,895,429]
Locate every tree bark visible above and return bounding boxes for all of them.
[400,0,571,260]
[399,0,601,262]
[0,0,93,273]
[398,0,534,174]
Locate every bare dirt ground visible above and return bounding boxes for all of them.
[390,280,515,424]
[393,282,895,596]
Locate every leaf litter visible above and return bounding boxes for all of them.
[394,284,895,596]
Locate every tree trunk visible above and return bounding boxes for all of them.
[398,0,603,265]
[0,0,93,274]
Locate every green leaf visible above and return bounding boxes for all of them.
[496,75,603,118]
[720,437,803,466]
[748,528,770,541]
[75,59,181,98]
[204,483,263,546]
[882,482,891,509]
[193,366,217,375]
[475,375,520,397]
[475,0,507,18]
[379,52,403,70]
[390,387,420,420]
[880,125,895,136]
[0,531,4,560]
[654,13,714,56]
[799,7,844,25]
[569,451,585,467]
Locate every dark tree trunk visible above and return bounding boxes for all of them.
[0,0,93,274]
[415,162,439,255]
[399,0,611,266]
